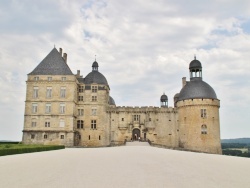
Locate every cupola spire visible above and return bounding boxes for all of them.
[92,55,99,71]
[189,56,202,81]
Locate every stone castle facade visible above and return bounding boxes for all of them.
[22,47,222,154]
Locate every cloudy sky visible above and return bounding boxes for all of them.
[0,0,250,140]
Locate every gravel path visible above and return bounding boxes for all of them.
[0,143,249,188]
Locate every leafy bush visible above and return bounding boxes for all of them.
[0,145,65,156]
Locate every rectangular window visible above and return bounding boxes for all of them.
[201,109,207,118]
[46,87,52,98]
[31,134,35,139]
[133,115,140,121]
[31,121,36,127]
[48,77,52,81]
[91,108,97,116]
[92,86,98,93]
[92,96,97,102]
[122,118,124,121]
[45,103,51,113]
[77,120,84,129]
[32,103,38,113]
[149,118,151,121]
[59,119,65,127]
[33,87,39,98]
[78,96,84,101]
[45,121,50,127]
[61,77,66,81]
[34,77,39,81]
[44,134,48,139]
[60,103,65,114]
[78,86,84,93]
[60,87,66,98]
[78,109,84,116]
[60,135,64,139]
[91,120,97,129]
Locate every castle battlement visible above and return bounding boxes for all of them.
[107,106,177,113]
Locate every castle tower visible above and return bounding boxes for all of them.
[75,59,112,147]
[177,58,222,154]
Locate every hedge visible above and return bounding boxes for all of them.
[0,142,20,145]
[0,145,65,156]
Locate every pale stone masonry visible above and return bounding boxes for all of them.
[22,48,222,154]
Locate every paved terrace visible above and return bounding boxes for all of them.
[0,142,250,188]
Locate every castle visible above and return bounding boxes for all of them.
[22,47,222,154]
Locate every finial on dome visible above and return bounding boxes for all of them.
[92,57,99,71]
[194,54,196,60]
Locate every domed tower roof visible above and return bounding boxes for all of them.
[108,96,116,106]
[84,60,109,86]
[174,93,180,98]
[178,80,217,101]
[92,61,99,70]
[178,57,217,101]
[189,58,202,70]
[160,93,168,102]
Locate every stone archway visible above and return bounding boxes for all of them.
[132,128,140,141]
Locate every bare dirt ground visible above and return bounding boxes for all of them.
[0,142,249,188]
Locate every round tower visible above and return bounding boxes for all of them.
[177,57,221,154]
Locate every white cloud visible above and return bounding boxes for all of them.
[0,0,250,140]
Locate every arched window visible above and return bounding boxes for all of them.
[77,120,84,129]
[201,124,207,134]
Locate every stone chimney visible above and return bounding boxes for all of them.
[182,77,186,88]
[63,53,67,63]
[59,48,62,56]
[77,70,80,77]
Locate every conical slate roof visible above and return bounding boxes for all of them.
[28,48,73,75]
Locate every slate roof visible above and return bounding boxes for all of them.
[189,59,202,69]
[28,48,73,75]
[178,78,217,101]
[84,70,108,85]
[109,96,116,105]
[160,93,168,101]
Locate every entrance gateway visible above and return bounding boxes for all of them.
[132,128,140,140]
